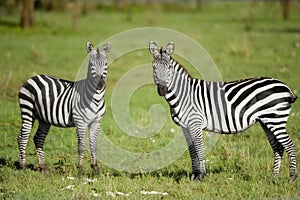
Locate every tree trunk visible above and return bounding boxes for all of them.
[115,0,122,11]
[281,0,290,20]
[196,0,202,10]
[21,0,34,29]
[72,0,79,32]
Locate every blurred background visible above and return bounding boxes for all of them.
[1,0,298,29]
[1,0,300,98]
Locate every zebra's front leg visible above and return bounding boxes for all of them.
[76,126,86,176]
[33,122,51,173]
[190,128,206,181]
[182,128,201,181]
[88,121,100,174]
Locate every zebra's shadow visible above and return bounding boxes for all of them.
[126,168,190,183]
[150,168,190,183]
[0,157,18,168]
[0,157,34,170]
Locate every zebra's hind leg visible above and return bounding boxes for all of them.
[18,119,34,169]
[17,103,35,170]
[260,121,297,180]
[33,121,51,173]
[260,121,284,178]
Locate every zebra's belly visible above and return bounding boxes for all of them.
[171,105,257,133]
[34,105,74,127]
[205,117,257,134]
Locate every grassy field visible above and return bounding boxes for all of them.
[1,2,300,199]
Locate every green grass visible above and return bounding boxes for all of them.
[1,2,300,199]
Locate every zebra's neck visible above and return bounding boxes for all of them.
[170,58,191,78]
[76,68,106,106]
[86,76,105,91]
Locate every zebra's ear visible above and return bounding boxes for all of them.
[149,41,159,56]
[101,42,110,55]
[86,42,94,53]
[166,42,174,55]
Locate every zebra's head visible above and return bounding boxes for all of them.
[86,42,110,80]
[149,41,175,96]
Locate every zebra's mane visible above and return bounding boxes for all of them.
[170,56,192,78]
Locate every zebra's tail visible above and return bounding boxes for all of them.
[290,91,297,103]
[281,80,297,103]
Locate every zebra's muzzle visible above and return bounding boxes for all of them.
[157,84,167,96]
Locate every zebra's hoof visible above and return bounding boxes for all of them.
[19,163,26,170]
[290,173,297,182]
[91,164,100,175]
[77,166,84,177]
[39,165,50,174]
[191,172,205,182]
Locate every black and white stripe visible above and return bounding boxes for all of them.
[18,42,110,174]
[149,41,297,181]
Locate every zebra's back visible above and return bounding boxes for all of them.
[198,77,296,133]
[19,74,75,127]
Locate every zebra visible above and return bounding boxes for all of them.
[149,41,297,181]
[17,41,110,174]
